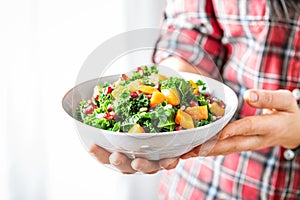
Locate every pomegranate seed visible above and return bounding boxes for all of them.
[103,113,113,120]
[107,104,113,112]
[109,111,116,120]
[130,92,138,98]
[189,100,198,107]
[154,83,161,90]
[175,126,182,131]
[204,93,211,98]
[94,95,99,101]
[83,105,94,114]
[147,94,152,99]
[136,67,144,73]
[219,101,225,108]
[106,86,113,94]
[121,74,129,80]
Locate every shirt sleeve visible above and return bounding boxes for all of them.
[152,0,227,79]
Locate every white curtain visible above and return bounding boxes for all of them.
[0,0,166,200]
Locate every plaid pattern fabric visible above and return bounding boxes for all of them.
[153,0,300,199]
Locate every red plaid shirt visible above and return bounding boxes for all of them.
[153,0,300,199]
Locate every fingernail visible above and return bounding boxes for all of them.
[132,160,146,171]
[89,144,98,154]
[250,92,258,102]
[245,91,258,103]
[109,153,121,166]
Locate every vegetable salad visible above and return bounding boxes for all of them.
[77,65,225,133]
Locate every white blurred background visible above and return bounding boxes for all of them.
[0,0,166,200]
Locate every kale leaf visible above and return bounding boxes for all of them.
[161,77,196,106]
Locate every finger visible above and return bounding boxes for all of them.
[109,152,136,174]
[181,146,201,159]
[244,89,298,112]
[131,158,161,174]
[181,134,219,159]
[180,143,216,159]
[218,115,280,139]
[159,158,179,170]
[89,144,111,164]
[206,135,265,156]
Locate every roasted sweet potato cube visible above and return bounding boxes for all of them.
[210,102,225,116]
[185,105,208,120]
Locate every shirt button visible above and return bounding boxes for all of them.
[284,149,295,160]
[292,88,300,101]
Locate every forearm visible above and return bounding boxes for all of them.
[159,56,211,77]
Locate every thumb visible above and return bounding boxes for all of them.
[243,89,298,112]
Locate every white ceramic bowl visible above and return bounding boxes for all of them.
[62,72,238,160]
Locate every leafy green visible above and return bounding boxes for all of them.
[161,77,196,106]
[129,65,159,81]
[196,79,206,90]
[115,90,149,122]
[153,104,176,131]
[97,93,113,113]
[77,65,225,133]
[118,104,177,133]
[81,113,115,130]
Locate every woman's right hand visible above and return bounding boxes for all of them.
[89,145,179,174]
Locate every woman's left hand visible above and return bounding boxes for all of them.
[182,89,300,158]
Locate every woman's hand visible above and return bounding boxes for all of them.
[182,89,300,158]
[90,89,300,174]
[89,145,179,174]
